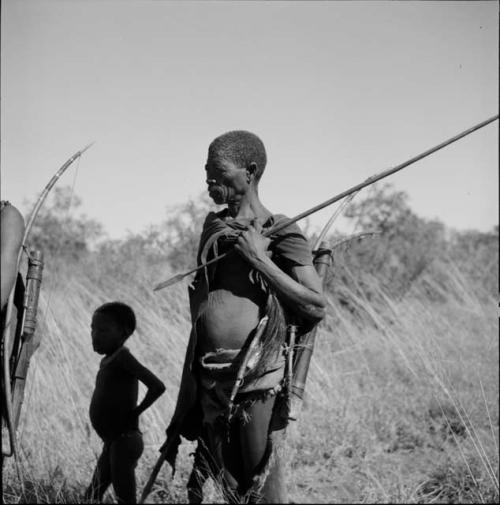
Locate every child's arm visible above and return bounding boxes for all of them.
[117,349,166,418]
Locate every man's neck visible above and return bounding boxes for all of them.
[226,190,271,221]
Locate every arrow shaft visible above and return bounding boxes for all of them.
[269,114,498,237]
[154,115,498,291]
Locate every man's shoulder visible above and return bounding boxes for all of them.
[267,213,314,266]
[203,208,228,222]
[267,213,304,236]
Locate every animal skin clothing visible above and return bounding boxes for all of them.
[163,211,314,502]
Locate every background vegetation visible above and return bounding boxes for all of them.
[3,184,498,503]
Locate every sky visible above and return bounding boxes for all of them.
[1,0,498,240]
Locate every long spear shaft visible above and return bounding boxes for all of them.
[154,114,498,291]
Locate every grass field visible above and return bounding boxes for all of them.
[2,253,498,503]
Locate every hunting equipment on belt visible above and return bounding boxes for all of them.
[11,250,44,429]
[227,315,269,425]
[139,320,273,502]
[1,143,94,460]
[154,114,499,292]
[288,242,333,420]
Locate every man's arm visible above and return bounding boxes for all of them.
[235,222,327,324]
[1,205,25,309]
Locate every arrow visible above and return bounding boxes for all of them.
[153,114,498,291]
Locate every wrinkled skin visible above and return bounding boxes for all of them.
[189,153,327,502]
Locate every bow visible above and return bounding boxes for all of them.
[21,142,95,248]
[2,142,94,459]
[288,186,381,421]
[154,114,498,291]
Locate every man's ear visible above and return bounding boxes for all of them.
[246,162,257,183]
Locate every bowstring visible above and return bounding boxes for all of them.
[18,155,88,447]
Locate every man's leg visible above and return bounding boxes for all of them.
[260,428,288,504]
[239,394,288,504]
[198,386,244,501]
[203,420,243,502]
[187,439,211,503]
[109,431,144,504]
[84,444,112,502]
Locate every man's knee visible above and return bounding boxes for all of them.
[261,453,287,504]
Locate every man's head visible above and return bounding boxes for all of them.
[208,130,267,179]
[205,130,267,205]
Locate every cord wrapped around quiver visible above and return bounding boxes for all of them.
[11,249,44,429]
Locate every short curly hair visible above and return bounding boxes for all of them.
[94,301,136,338]
[208,130,267,181]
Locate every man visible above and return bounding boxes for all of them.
[1,200,25,466]
[1,201,25,311]
[164,131,326,503]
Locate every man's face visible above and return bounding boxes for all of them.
[205,155,248,205]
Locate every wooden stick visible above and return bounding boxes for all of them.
[154,115,498,291]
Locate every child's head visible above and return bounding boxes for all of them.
[91,302,136,355]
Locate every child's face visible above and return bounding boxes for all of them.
[91,312,126,355]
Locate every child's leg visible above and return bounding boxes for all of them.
[109,430,144,504]
[84,443,112,502]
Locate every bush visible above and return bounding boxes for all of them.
[24,186,104,261]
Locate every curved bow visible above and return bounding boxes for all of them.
[21,142,94,247]
[312,190,359,251]
[2,142,94,459]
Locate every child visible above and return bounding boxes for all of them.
[84,302,166,504]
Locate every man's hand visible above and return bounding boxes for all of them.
[234,219,272,266]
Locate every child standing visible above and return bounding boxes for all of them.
[84,302,165,504]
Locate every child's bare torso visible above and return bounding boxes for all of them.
[89,348,139,440]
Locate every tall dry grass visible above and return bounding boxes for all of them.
[2,253,498,503]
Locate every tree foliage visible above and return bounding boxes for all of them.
[25,186,104,260]
[338,183,448,297]
[26,184,496,300]
[160,193,217,270]
[448,226,498,296]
